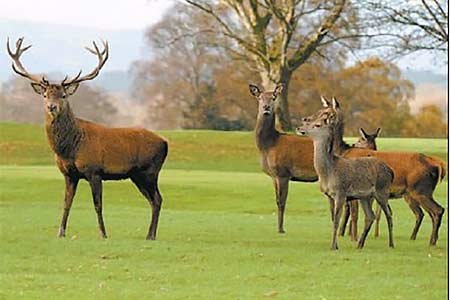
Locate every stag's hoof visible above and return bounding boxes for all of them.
[330,245,339,251]
[278,229,286,234]
[146,235,156,241]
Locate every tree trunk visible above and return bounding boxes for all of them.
[260,69,293,131]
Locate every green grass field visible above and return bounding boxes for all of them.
[0,122,448,299]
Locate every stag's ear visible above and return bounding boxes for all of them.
[375,127,382,137]
[332,97,340,109]
[30,83,46,96]
[359,128,369,139]
[321,96,330,108]
[249,84,261,97]
[64,83,79,96]
[273,84,284,97]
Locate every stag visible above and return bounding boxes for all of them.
[296,106,394,250]
[311,97,445,245]
[7,37,168,240]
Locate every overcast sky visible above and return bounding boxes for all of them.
[1,0,174,30]
[0,0,446,75]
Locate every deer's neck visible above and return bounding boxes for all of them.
[333,120,350,154]
[255,113,279,150]
[312,131,337,182]
[45,105,83,160]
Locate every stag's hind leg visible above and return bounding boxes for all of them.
[373,203,382,238]
[349,201,359,241]
[131,172,163,240]
[272,177,289,234]
[58,176,79,238]
[88,174,107,239]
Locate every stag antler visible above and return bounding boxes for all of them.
[7,37,47,84]
[62,40,109,86]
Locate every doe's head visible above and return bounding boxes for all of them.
[353,127,381,150]
[7,37,108,120]
[249,83,283,116]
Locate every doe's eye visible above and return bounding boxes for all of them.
[61,94,66,99]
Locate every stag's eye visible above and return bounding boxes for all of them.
[314,124,321,128]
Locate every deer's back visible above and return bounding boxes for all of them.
[343,148,440,197]
[328,157,393,198]
[57,119,167,177]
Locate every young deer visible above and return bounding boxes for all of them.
[313,97,446,245]
[296,103,394,250]
[249,84,317,234]
[7,37,168,240]
[339,127,382,240]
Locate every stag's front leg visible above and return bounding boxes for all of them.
[58,176,79,237]
[88,174,107,238]
[273,177,289,234]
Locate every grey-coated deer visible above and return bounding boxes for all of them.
[339,127,382,240]
[249,84,317,234]
[7,37,168,240]
[297,100,394,250]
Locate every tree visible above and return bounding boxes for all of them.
[358,0,448,58]
[403,105,448,137]
[182,0,358,130]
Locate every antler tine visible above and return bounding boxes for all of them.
[63,39,109,86]
[6,37,44,84]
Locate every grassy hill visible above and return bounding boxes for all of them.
[0,122,447,171]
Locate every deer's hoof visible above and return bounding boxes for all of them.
[57,229,66,238]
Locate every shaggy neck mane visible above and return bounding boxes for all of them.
[313,127,337,180]
[45,105,83,159]
[255,113,279,150]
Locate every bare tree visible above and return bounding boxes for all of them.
[181,0,355,130]
[361,0,448,56]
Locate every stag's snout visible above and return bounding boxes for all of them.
[47,103,58,114]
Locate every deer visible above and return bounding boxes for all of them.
[339,127,382,240]
[296,105,394,250]
[248,84,318,234]
[7,37,168,240]
[310,97,446,246]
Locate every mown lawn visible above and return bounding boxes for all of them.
[0,122,448,300]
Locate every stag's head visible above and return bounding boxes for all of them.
[249,84,283,117]
[353,127,381,150]
[7,37,108,119]
[301,96,342,125]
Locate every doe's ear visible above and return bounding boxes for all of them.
[375,127,382,137]
[321,96,330,108]
[30,83,46,96]
[249,84,261,97]
[273,84,284,97]
[359,127,369,139]
[64,83,79,96]
[331,97,340,109]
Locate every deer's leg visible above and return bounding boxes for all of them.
[374,203,382,238]
[273,177,289,234]
[131,173,163,240]
[357,198,375,249]
[331,194,346,250]
[376,193,394,248]
[404,195,424,240]
[339,202,350,236]
[58,176,79,238]
[415,194,445,246]
[88,175,107,239]
[349,200,359,241]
